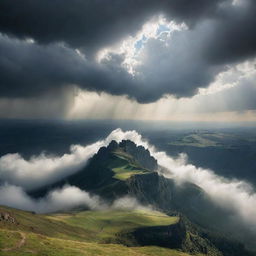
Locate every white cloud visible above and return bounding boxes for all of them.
[0,129,147,190]
[96,15,187,75]
[1,128,256,233]
[0,183,150,214]
[155,152,256,230]
[0,184,103,213]
[111,196,153,211]
[199,58,256,95]
[104,129,256,230]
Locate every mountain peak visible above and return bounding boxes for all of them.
[106,140,158,172]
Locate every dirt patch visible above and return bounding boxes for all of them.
[1,232,26,252]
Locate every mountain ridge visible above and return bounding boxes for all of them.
[26,140,255,256]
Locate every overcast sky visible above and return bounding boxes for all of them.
[0,0,256,121]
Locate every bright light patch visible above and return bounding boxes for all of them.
[75,49,86,59]
[96,15,187,75]
[25,38,35,44]
[199,59,256,95]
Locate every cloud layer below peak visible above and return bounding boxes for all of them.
[1,128,256,246]
[0,128,256,230]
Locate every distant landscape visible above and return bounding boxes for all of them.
[1,120,255,185]
[1,0,256,255]
[0,120,256,256]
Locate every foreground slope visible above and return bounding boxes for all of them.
[0,206,201,256]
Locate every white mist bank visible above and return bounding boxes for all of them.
[0,129,145,190]
[0,184,151,214]
[0,128,256,231]
[155,153,256,230]
[0,184,104,213]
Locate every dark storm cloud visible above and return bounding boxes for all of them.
[0,0,256,104]
[204,0,256,64]
[134,25,223,100]
[0,32,219,103]
[0,34,143,100]
[0,0,226,54]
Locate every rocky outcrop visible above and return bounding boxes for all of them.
[29,140,158,198]
[131,220,186,249]
[119,140,158,171]
[27,139,256,256]
[0,211,16,224]
[117,217,222,256]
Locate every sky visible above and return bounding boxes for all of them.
[0,0,256,122]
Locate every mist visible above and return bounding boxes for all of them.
[0,129,145,190]
[1,128,256,233]
[0,184,104,213]
[111,196,154,211]
[0,184,151,214]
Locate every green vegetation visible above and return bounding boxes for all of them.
[1,140,253,256]
[0,206,197,256]
[49,210,179,242]
[166,131,256,148]
[0,229,196,256]
[112,165,149,180]
[0,229,21,249]
[0,206,92,242]
[110,149,151,180]
[167,133,225,148]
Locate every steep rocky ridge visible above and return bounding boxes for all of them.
[28,140,255,256]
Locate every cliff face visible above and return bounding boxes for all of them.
[28,141,234,228]
[29,140,222,217]
[130,219,222,256]
[118,140,158,171]
[30,140,158,198]
[127,172,176,210]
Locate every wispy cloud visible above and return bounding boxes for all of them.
[1,128,256,236]
[0,184,151,214]
[0,184,104,213]
[0,129,144,190]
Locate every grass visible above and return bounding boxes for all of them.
[0,229,21,249]
[0,229,196,256]
[49,210,179,242]
[110,149,152,180]
[0,206,93,242]
[0,206,198,256]
[168,133,222,148]
[112,165,149,180]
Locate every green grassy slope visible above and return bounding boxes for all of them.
[0,206,201,256]
[49,210,179,242]
[110,149,152,181]
[0,231,197,256]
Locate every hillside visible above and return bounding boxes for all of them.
[0,205,203,256]
[29,141,255,256]
[29,140,155,197]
